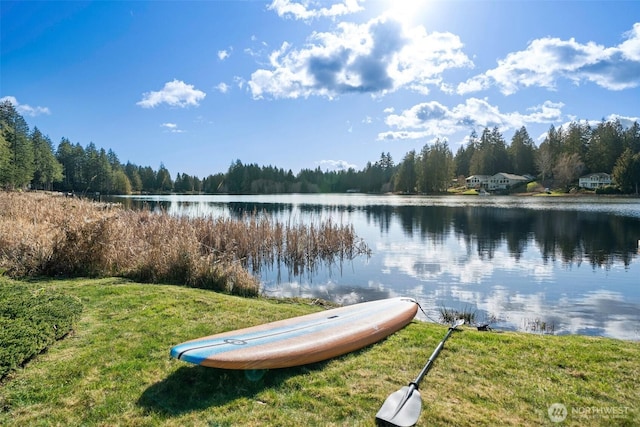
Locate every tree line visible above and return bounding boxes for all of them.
[451,121,640,193]
[1,99,639,195]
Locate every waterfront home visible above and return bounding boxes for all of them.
[465,175,491,189]
[579,173,612,189]
[487,173,530,191]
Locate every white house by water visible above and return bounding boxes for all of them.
[466,173,531,191]
[578,173,612,189]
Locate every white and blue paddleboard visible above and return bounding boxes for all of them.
[170,297,418,370]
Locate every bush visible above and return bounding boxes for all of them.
[0,280,82,379]
[595,185,621,195]
[526,181,545,193]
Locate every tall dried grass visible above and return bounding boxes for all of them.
[0,192,370,296]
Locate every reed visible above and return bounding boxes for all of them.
[0,192,370,296]
[439,305,477,325]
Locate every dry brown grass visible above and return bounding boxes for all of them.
[0,192,370,296]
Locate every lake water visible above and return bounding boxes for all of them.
[109,194,640,341]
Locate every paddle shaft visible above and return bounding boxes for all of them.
[375,319,463,426]
[411,325,457,387]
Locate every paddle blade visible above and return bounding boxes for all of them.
[375,385,422,427]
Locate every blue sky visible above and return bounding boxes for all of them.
[2,1,639,178]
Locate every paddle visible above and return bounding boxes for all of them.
[375,318,464,427]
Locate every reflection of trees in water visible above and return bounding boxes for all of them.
[115,198,640,270]
[377,205,638,269]
[530,210,640,268]
[316,204,634,269]
[457,207,638,269]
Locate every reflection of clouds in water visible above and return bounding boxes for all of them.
[445,286,640,341]
[261,279,393,305]
[569,291,640,340]
[262,278,640,340]
[379,239,554,285]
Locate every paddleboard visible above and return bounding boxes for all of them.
[170,297,418,369]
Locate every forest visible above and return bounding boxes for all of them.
[1,99,640,195]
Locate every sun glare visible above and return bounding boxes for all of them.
[384,0,431,25]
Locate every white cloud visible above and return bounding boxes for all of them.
[458,22,640,95]
[216,82,230,93]
[218,49,231,61]
[538,114,640,142]
[0,96,50,116]
[378,98,564,140]
[620,23,640,61]
[137,79,206,108]
[456,75,490,95]
[248,16,473,99]
[244,35,270,58]
[233,76,246,90]
[268,0,364,21]
[161,122,184,133]
[608,114,640,128]
[316,159,358,171]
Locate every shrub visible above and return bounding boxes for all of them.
[595,185,621,195]
[0,280,83,379]
[526,181,544,192]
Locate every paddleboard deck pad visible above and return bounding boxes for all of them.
[170,297,418,369]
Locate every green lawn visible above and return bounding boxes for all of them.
[0,277,638,426]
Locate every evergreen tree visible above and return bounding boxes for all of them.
[225,159,244,193]
[490,126,510,173]
[202,173,225,193]
[545,124,563,163]
[358,152,396,193]
[107,149,120,169]
[156,163,173,192]
[174,172,196,193]
[508,126,536,175]
[192,175,202,193]
[623,121,640,154]
[454,137,476,178]
[83,143,113,193]
[0,132,11,187]
[470,127,508,175]
[124,162,143,192]
[455,131,479,177]
[612,148,640,194]
[31,127,63,190]
[535,125,566,182]
[419,139,454,193]
[55,139,88,192]
[394,150,416,193]
[586,119,624,173]
[0,99,34,189]
[138,166,157,192]
[562,121,590,161]
[55,138,75,191]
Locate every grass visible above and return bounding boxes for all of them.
[1,276,638,426]
[0,191,370,296]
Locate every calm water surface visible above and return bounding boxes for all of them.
[110,194,640,340]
